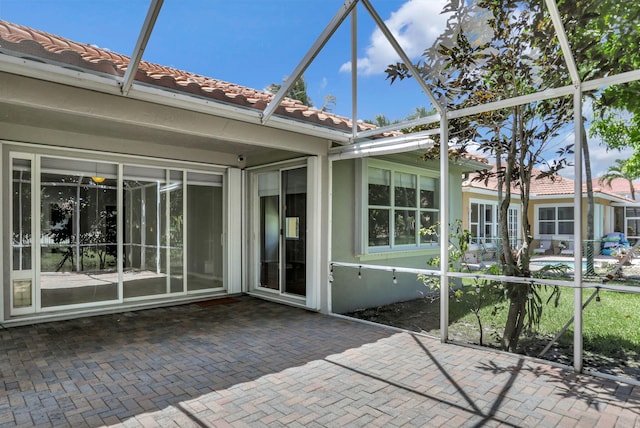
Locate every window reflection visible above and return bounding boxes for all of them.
[40,158,118,307]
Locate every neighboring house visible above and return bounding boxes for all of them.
[0,20,480,323]
[462,165,634,257]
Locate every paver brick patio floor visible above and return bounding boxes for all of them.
[0,296,638,427]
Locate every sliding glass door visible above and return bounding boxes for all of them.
[39,158,119,308]
[255,166,307,297]
[9,151,225,316]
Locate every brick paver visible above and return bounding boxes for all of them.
[0,296,638,427]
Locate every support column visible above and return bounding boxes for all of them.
[440,115,449,342]
[573,87,583,373]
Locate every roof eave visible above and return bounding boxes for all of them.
[0,52,353,145]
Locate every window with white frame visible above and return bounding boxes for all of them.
[469,202,495,242]
[469,201,520,246]
[366,161,439,251]
[538,205,574,235]
[624,207,640,239]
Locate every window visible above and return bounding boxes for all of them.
[366,162,439,251]
[624,207,640,239]
[9,150,225,315]
[537,205,574,235]
[469,201,520,247]
[470,202,495,242]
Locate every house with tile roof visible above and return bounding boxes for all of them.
[592,177,640,201]
[0,19,487,323]
[462,165,636,257]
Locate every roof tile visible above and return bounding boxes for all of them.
[0,19,376,134]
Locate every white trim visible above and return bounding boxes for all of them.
[359,158,441,255]
[6,147,231,320]
[9,153,36,315]
[1,140,229,173]
[226,168,243,294]
[117,163,124,302]
[534,203,575,238]
[247,160,318,308]
[306,156,321,310]
[34,155,42,311]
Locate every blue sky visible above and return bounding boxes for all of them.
[0,0,450,122]
[0,0,630,178]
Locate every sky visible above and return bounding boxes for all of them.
[0,0,631,178]
[0,0,447,122]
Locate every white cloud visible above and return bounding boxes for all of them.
[556,131,633,180]
[340,0,449,76]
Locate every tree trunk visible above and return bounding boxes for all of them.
[501,283,529,352]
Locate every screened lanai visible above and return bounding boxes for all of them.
[1,0,640,384]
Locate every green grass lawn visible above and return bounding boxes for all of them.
[450,283,640,364]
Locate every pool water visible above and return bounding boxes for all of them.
[529,260,597,270]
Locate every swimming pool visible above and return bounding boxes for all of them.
[529,260,600,271]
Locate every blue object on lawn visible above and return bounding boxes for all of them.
[600,232,629,255]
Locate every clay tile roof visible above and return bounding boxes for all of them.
[592,177,640,196]
[0,19,378,134]
[464,164,634,201]
[463,165,575,195]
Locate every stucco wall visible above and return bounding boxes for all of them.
[330,156,466,314]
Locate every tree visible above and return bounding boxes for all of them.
[386,0,573,351]
[265,75,314,107]
[597,159,640,200]
[557,0,640,276]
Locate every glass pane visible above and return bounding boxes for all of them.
[13,279,32,309]
[369,209,389,247]
[259,172,279,290]
[558,206,573,220]
[368,167,390,206]
[539,207,555,221]
[123,166,167,298]
[420,176,437,208]
[485,205,493,222]
[169,171,184,294]
[539,222,555,235]
[284,168,306,296]
[394,172,417,208]
[394,209,416,245]
[187,175,223,292]
[626,220,640,238]
[470,203,479,222]
[558,221,574,235]
[12,158,32,271]
[40,158,118,308]
[420,211,439,244]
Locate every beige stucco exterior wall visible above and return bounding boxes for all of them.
[463,187,619,254]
